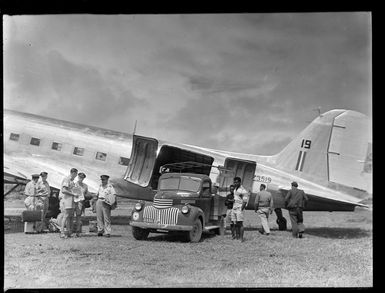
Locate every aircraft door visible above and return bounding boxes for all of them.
[218,158,256,191]
[124,135,158,187]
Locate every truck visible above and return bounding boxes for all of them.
[129,163,228,242]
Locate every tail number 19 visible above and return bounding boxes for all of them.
[301,139,312,149]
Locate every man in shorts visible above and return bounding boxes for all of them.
[59,168,78,238]
[231,177,249,242]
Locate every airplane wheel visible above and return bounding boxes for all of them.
[277,217,287,231]
[214,216,225,236]
[186,219,202,243]
[132,226,149,240]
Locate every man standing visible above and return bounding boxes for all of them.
[285,181,308,238]
[95,175,116,237]
[224,185,235,238]
[74,172,89,237]
[24,174,40,210]
[37,172,51,231]
[254,184,273,235]
[59,168,78,238]
[231,177,249,242]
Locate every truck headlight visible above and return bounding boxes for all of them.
[135,202,143,211]
[132,212,140,220]
[181,205,190,214]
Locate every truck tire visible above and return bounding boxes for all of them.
[214,216,225,236]
[186,219,202,243]
[132,226,150,240]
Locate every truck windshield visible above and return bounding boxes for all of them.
[159,176,201,192]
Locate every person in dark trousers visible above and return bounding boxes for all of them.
[224,185,235,238]
[285,181,308,238]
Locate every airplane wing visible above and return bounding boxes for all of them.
[4,153,100,194]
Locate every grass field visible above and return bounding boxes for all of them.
[4,196,372,288]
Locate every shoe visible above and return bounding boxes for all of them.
[75,233,81,237]
[105,234,110,238]
[60,233,66,238]
[266,233,270,236]
[298,233,303,238]
[258,230,265,235]
[97,232,103,236]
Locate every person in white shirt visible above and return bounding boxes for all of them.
[37,172,51,231]
[230,176,249,242]
[59,168,78,238]
[24,174,40,210]
[73,172,89,237]
[95,175,116,237]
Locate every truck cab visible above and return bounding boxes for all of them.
[130,172,227,242]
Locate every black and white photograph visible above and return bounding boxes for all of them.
[4,12,372,288]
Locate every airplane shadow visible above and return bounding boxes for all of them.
[302,227,371,239]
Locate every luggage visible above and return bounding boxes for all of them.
[21,210,43,222]
[24,222,36,233]
[89,220,98,233]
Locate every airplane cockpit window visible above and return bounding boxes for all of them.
[30,137,40,146]
[73,147,85,156]
[51,142,62,151]
[9,133,20,141]
[118,156,130,166]
[96,152,107,161]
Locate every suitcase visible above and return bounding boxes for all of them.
[21,210,42,222]
[24,222,37,233]
[89,220,98,233]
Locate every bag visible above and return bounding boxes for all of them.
[89,220,98,233]
[48,218,61,232]
[21,210,42,222]
[83,199,91,209]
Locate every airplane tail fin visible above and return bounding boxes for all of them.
[270,109,372,197]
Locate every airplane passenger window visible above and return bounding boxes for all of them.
[52,142,62,151]
[96,152,107,161]
[10,133,20,141]
[30,137,40,146]
[118,157,130,166]
[73,147,85,156]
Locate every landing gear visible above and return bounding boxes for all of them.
[274,208,287,231]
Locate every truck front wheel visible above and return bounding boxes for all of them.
[186,219,202,243]
[132,226,150,240]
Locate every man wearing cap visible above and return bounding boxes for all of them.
[24,174,40,209]
[95,175,116,237]
[59,168,78,238]
[73,172,89,237]
[285,181,309,238]
[254,184,274,235]
[37,172,51,231]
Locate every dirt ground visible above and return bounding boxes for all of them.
[4,198,372,289]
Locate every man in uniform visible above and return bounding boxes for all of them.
[59,168,78,238]
[224,185,235,238]
[74,172,89,237]
[254,184,274,235]
[285,181,308,238]
[95,175,116,237]
[231,177,249,242]
[37,172,51,231]
[24,174,40,210]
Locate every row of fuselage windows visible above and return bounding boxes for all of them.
[9,132,130,166]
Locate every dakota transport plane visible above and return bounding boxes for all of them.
[4,109,372,229]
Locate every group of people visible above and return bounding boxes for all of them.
[24,168,117,239]
[224,178,308,240]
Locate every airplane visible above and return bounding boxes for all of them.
[4,108,372,229]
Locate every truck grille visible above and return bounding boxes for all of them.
[143,206,179,225]
[153,198,173,209]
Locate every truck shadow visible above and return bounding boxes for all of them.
[303,227,371,239]
[147,231,217,243]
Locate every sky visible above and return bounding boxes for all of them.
[3,13,372,155]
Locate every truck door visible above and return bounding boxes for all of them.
[124,135,158,187]
[218,158,256,191]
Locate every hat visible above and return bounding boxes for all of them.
[32,174,40,178]
[291,181,298,187]
[40,172,48,177]
[100,175,110,180]
[78,172,86,178]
